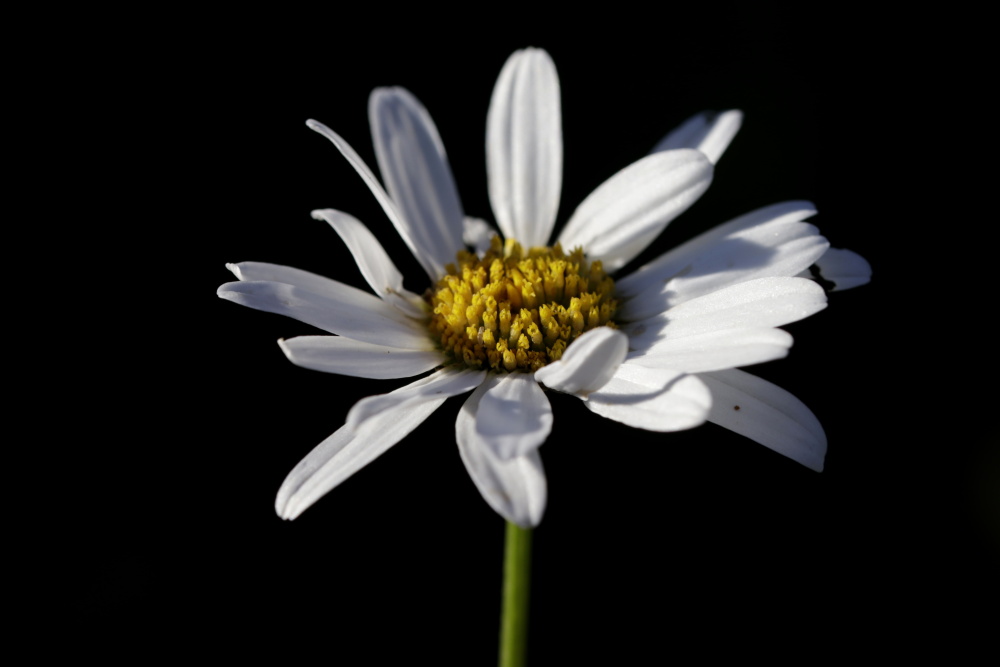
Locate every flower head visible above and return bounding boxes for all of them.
[218,48,870,527]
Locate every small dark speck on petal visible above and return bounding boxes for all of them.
[733,405,741,411]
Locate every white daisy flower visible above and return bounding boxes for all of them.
[218,48,870,528]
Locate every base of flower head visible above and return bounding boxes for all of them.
[428,236,618,372]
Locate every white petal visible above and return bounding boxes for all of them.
[278,336,444,379]
[225,260,410,305]
[475,373,553,460]
[221,264,426,337]
[533,327,627,397]
[310,209,426,318]
[585,363,711,432]
[616,201,819,299]
[456,381,547,527]
[810,247,872,291]
[650,109,744,164]
[487,48,562,248]
[369,88,465,279]
[628,327,793,373]
[218,278,434,350]
[557,150,713,272]
[463,216,498,255]
[618,221,829,321]
[699,369,826,471]
[275,369,485,520]
[306,119,443,281]
[346,368,486,429]
[625,277,826,353]
[276,422,355,520]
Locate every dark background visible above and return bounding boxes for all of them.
[65,7,995,659]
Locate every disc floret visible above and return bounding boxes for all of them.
[428,236,618,372]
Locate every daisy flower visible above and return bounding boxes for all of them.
[218,48,870,528]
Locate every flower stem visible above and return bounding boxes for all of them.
[499,521,532,667]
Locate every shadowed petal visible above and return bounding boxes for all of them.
[557,149,713,272]
[534,327,627,397]
[475,373,553,460]
[650,109,743,164]
[310,209,426,318]
[278,336,444,379]
[810,247,872,291]
[276,368,486,520]
[457,380,547,527]
[625,277,826,353]
[487,48,562,247]
[369,87,465,279]
[618,218,829,320]
[700,368,826,471]
[585,363,711,432]
[617,201,819,299]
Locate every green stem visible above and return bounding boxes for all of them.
[499,521,532,667]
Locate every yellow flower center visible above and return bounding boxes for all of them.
[428,235,618,372]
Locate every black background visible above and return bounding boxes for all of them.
[64,6,995,660]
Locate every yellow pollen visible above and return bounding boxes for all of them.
[427,235,618,372]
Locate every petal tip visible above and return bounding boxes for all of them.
[274,495,289,519]
[216,281,239,298]
[305,119,331,136]
[369,85,408,105]
[523,46,553,62]
[275,503,297,521]
[720,108,744,122]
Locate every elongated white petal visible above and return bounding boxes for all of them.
[534,327,627,396]
[619,226,829,320]
[616,201,818,298]
[276,423,355,520]
[625,277,826,353]
[627,327,793,373]
[369,88,465,279]
[456,381,547,527]
[346,368,486,429]
[650,109,743,164]
[585,363,711,432]
[218,279,434,350]
[226,260,413,307]
[487,48,562,247]
[221,265,426,337]
[276,369,486,520]
[475,373,553,460]
[463,216,497,255]
[306,119,443,281]
[810,247,872,291]
[278,336,444,379]
[557,150,713,272]
[699,368,826,471]
[310,209,426,318]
